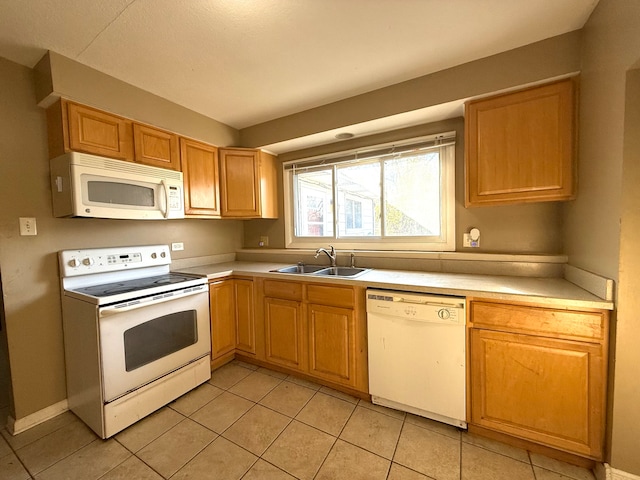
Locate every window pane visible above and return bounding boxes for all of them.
[294,169,333,237]
[337,162,380,237]
[384,152,441,236]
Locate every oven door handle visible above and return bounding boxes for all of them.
[99,287,206,317]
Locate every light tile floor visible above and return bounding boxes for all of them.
[0,361,597,480]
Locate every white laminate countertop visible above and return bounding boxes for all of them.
[175,261,614,310]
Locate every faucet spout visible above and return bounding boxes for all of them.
[314,245,337,267]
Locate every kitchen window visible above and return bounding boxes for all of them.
[284,133,456,251]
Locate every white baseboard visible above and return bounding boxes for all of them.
[6,399,69,435]
[599,463,640,480]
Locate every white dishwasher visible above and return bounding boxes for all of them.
[367,289,467,428]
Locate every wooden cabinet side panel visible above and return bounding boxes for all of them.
[264,297,305,370]
[235,279,256,355]
[220,149,260,217]
[307,304,355,387]
[67,102,134,160]
[210,280,237,359]
[259,151,279,219]
[46,99,69,158]
[470,329,603,458]
[133,124,180,171]
[180,138,220,216]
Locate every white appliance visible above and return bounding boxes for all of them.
[50,151,184,220]
[59,245,211,439]
[366,289,467,428]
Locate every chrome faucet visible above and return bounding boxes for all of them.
[315,245,336,267]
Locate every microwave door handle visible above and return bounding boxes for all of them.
[160,180,169,218]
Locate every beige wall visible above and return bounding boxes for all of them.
[0,56,243,421]
[567,0,640,474]
[244,118,563,254]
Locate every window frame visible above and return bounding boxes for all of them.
[283,133,456,251]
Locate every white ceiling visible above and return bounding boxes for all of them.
[0,0,597,138]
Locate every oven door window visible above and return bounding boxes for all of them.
[123,310,198,371]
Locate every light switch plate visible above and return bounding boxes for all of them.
[19,217,37,236]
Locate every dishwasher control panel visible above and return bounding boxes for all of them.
[366,290,465,324]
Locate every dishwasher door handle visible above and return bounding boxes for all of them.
[387,296,465,309]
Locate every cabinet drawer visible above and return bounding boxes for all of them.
[470,301,605,342]
[307,284,354,308]
[263,280,303,300]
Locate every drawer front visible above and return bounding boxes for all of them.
[307,284,354,308]
[263,280,303,301]
[470,301,605,342]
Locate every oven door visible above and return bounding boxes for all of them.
[98,288,210,402]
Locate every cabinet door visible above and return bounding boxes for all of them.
[235,279,255,355]
[209,280,236,359]
[180,138,220,216]
[133,124,180,171]
[465,78,575,206]
[470,328,604,458]
[308,303,356,387]
[67,102,134,160]
[219,148,261,217]
[264,297,305,370]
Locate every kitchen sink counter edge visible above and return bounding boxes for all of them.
[174,261,613,310]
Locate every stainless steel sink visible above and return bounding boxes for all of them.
[272,264,327,274]
[271,264,369,277]
[314,266,369,277]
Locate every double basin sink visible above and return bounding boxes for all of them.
[272,264,369,278]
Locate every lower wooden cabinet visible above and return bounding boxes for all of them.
[468,299,608,460]
[234,279,256,355]
[264,297,305,370]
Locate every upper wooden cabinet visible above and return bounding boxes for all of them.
[47,99,180,170]
[465,78,577,206]
[219,148,278,219]
[133,123,180,171]
[180,137,220,216]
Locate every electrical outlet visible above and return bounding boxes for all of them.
[463,233,480,248]
[259,236,269,247]
[171,242,184,251]
[19,217,37,236]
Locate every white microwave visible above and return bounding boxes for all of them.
[50,152,185,220]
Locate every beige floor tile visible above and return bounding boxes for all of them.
[259,381,316,417]
[285,375,322,391]
[315,439,390,480]
[257,367,289,379]
[228,371,283,402]
[15,418,96,475]
[295,392,355,436]
[232,359,260,371]
[1,411,77,450]
[387,462,430,480]
[405,413,461,440]
[99,456,163,480]
[209,362,253,389]
[358,399,407,420]
[339,406,403,459]
[461,431,530,463]
[0,435,10,458]
[319,385,360,404]
[263,420,336,480]
[241,458,297,480]
[394,423,460,480]
[461,442,535,480]
[0,452,30,480]
[171,436,257,480]
[0,407,8,431]
[136,418,216,478]
[115,406,184,453]
[169,382,224,416]
[190,391,254,433]
[222,404,290,455]
[534,467,582,480]
[530,453,595,480]
[34,438,130,480]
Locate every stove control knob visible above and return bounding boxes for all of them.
[160,251,166,258]
[151,253,157,259]
[68,258,80,268]
[82,257,94,266]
